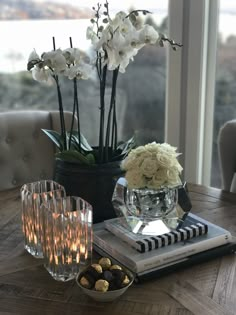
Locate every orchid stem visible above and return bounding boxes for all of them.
[105,67,119,162]
[98,62,107,164]
[68,37,81,152]
[52,37,66,150]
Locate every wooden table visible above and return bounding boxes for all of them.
[0,184,236,315]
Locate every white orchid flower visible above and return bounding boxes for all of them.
[64,62,92,80]
[62,48,82,65]
[31,66,51,82]
[138,25,159,45]
[86,26,99,47]
[118,16,137,36]
[62,47,92,79]
[105,44,136,73]
[28,49,67,82]
[42,49,67,74]
[125,28,144,50]
[90,10,148,72]
[105,29,139,72]
[110,11,127,29]
[28,49,52,82]
[95,25,113,51]
[28,49,40,63]
[104,31,126,68]
[27,49,41,71]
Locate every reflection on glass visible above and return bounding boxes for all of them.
[21,180,66,258]
[112,177,184,235]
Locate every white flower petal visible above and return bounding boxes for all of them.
[42,49,67,73]
[32,67,51,82]
[138,25,159,45]
[28,49,40,62]
[124,142,183,189]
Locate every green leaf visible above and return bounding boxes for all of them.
[68,131,93,151]
[42,129,63,151]
[55,150,95,165]
[86,153,96,164]
[113,136,136,161]
[117,136,136,153]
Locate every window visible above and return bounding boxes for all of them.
[211,0,236,187]
[0,0,169,148]
[167,0,219,187]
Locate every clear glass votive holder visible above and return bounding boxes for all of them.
[21,180,66,258]
[41,196,93,282]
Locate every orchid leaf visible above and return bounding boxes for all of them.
[69,137,80,151]
[86,153,96,164]
[67,131,93,151]
[55,150,95,165]
[117,136,136,154]
[112,137,136,161]
[42,129,63,151]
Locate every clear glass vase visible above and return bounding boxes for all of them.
[112,177,183,235]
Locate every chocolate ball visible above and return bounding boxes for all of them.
[98,257,112,270]
[103,270,114,282]
[87,263,103,280]
[95,279,109,292]
[110,264,122,271]
[80,276,93,289]
[111,269,126,288]
[91,263,103,273]
[122,275,130,287]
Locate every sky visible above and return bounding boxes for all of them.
[221,0,236,11]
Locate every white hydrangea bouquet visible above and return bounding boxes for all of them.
[27,2,181,165]
[121,142,183,189]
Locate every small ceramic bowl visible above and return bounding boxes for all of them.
[76,267,134,302]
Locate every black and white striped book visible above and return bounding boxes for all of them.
[104,216,208,253]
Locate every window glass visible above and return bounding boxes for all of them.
[0,0,168,146]
[211,0,236,187]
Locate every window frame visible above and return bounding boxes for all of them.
[166,0,219,186]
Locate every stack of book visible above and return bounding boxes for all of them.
[93,213,236,282]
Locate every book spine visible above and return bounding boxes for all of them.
[135,243,236,283]
[136,232,232,273]
[105,222,208,253]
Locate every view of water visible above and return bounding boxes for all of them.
[0,19,91,73]
[0,10,235,74]
[0,13,166,73]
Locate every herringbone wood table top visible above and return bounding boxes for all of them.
[0,183,236,315]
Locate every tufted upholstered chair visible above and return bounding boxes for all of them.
[218,119,236,193]
[0,110,74,191]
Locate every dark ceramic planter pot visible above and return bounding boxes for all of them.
[53,159,124,223]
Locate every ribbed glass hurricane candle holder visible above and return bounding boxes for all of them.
[21,180,66,258]
[41,196,93,282]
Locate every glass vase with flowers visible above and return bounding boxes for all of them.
[112,142,184,234]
